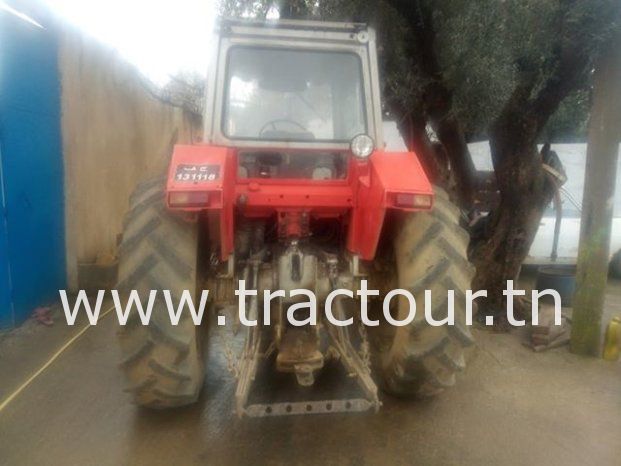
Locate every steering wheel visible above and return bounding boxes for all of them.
[259,118,308,136]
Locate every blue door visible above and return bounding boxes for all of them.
[0,151,13,327]
[0,8,66,328]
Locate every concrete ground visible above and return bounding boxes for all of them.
[0,280,620,466]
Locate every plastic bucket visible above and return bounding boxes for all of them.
[535,265,577,307]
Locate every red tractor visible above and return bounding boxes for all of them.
[116,18,474,416]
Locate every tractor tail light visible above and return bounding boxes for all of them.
[395,193,433,209]
[169,191,209,207]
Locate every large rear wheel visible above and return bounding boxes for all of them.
[116,177,205,408]
[373,188,475,397]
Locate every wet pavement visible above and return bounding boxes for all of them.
[0,283,620,466]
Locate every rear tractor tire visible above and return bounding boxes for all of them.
[116,177,205,408]
[374,188,475,397]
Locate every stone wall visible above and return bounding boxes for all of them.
[59,28,200,289]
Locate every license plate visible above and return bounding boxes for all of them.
[174,164,220,182]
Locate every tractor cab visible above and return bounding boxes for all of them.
[205,18,384,160]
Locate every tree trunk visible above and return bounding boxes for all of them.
[471,113,556,319]
[385,0,477,209]
[468,1,602,320]
[390,104,451,188]
[279,0,309,19]
[432,113,476,208]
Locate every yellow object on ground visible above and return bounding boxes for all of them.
[603,316,621,361]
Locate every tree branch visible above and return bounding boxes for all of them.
[385,0,477,206]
